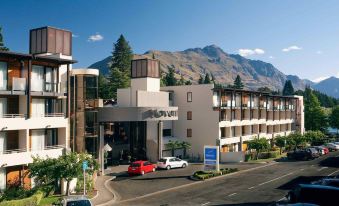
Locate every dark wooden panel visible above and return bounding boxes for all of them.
[47,27,56,53]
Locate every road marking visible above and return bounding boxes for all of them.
[258,172,294,186]
[201,202,210,206]
[310,165,315,167]
[228,193,237,197]
[248,186,255,189]
[327,169,339,176]
[278,196,286,201]
[300,168,305,171]
[317,167,328,171]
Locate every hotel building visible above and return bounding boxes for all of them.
[161,84,304,161]
[0,27,75,190]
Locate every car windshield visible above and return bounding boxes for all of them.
[159,159,167,163]
[66,200,91,206]
[130,163,141,167]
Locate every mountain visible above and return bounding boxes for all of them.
[89,45,306,91]
[313,77,339,98]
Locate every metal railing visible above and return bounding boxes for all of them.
[44,113,65,117]
[0,114,26,118]
[1,145,65,155]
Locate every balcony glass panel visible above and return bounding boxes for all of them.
[0,62,7,90]
[0,98,7,117]
[12,77,26,91]
[31,65,44,91]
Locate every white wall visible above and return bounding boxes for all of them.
[117,88,131,107]
[162,84,219,159]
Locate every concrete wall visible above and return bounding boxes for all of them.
[220,151,245,163]
[162,84,219,159]
[146,121,159,162]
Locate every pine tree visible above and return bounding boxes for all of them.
[198,75,204,84]
[185,80,192,85]
[330,106,339,134]
[233,75,244,89]
[177,74,185,85]
[0,26,9,51]
[282,80,295,95]
[165,68,177,86]
[110,35,133,99]
[211,73,216,84]
[98,74,113,99]
[204,73,211,84]
[304,92,327,131]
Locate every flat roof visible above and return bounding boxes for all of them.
[0,50,77,64]
[213,87,299,99]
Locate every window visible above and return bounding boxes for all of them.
[169,93,173,101]
[163,129,172,137]
[187,111,192,120]
[187,92,192,102]
[0,62,7,90]
[187,129,192,138]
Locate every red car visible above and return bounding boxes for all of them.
[128,161,156,175]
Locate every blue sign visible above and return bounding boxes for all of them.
[204,160,217,165]
[82,161,88,171]
[205,148,217,160]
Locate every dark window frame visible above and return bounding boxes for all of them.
[187,92,192,102]
[187,111,192,120]
[187,128,192,138]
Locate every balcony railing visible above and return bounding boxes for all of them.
[1,145,65,154]
[12,77,26,91]
[0,114,26,118]
[44,113,65,117]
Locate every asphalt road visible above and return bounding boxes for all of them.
[113,151,339,206]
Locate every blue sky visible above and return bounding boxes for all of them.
[1,0,339,82]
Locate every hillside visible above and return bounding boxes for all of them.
[313,76,339,98]
[89,45,307,91]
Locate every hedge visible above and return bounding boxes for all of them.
[0,191,44,206]
[193,168,238,180]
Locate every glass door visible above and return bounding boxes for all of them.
[0,132,6,154]
[31,65,44,91]
[0,62,7,90]
[31,130,45,151]
[0,98,7,117]
[32,99,45,117]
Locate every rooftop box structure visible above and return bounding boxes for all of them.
[131,58,160,79]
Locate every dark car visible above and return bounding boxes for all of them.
[287,148,319,161]
[311,178,339,188]
[286,184,339,206]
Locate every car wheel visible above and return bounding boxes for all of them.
[141,171,145,175]
[182,163,187,168]
[166,165,171,170]
[152,168,156,172]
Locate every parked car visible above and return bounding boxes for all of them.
[287,148,319,161]
[286,184,339,206]
[311,178,339,187]
[311,146,328,155]
[128,160,156,175]
[56,196,92,206]
[324,143,339,151]
[157,157,188,170]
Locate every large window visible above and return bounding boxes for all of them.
[85,111,98,136]
[0,62,7,90]
[84,76,98,99]
[163,129,172,137]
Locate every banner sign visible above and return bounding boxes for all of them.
[204,146,219,171]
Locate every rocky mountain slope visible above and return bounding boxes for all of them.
[313,77,339,98]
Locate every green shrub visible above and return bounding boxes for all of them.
[269,151,279,158]
[0,191,44,206]
[245,154,252,162]
[193,168,238,180]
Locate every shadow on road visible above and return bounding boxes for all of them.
[277,176,326,190]
[319,156,339,168]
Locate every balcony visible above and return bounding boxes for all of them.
[0,78,27,95]
[31,81,64,97]
[0,145,65,167]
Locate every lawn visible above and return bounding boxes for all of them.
[39,195,61,206]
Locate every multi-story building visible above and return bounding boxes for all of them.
[0,26,75,190]
[162,84,304,161]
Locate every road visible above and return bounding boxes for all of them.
[113,151,339,206]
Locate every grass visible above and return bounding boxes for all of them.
[247,152,286,163]
[39,195,61,206]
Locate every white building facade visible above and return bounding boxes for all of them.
[0,27,75,190]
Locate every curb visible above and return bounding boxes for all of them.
[117,162,278,204]
[95,176,119,206]
[90,190,99,200]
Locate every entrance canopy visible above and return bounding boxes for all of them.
[98,106,178,122]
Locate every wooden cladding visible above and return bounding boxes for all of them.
[30,27,72,56]
[131,59,160,78]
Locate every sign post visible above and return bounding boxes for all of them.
[82,161,88,196]
[204,146,219,171]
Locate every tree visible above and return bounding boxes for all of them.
[204,73,211,84]
[165,68,177,86]
[304,92,328,131]
[275,136,286,155]
[180,141,191,158]
[110,35,133,99]
[165,140,181,156]
[330,106,339,134]
[257,87,272,93]
[0,26,9,51]
[185,80,192,85]
[304,130,326,146]
[282,80,295,95]
[233,75,244,89]
[211,73,216,84]
[247,137,270,160]
[177,74,185,85]
[98,74,113,99]
[198,75,204,84]
[287,132,306,150]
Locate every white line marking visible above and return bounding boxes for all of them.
[300,168,305,171]
[318,167,328,171]
[248,186,255,189]
[278,196,286,201]
[201,202,210,206]
[310,165,315,167]
[228,193,237,197]
[258,172,294,186]
[327,169,339,176]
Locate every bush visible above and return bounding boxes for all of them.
[245,154,252,162]
[0,191,44,206]
[257,151,279,159]
[193,168,238,180]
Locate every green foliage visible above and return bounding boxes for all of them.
[330,106,339,133]
[296,87,339,108]
[198,75,204,84]
[177,74,186,86]
[165,68,177,86]
[257,87,272,93]
[0,191,44,206]
[286,132,307,149]
[247,137,270,159]
[304,130,326,146]
[204,73,211,84]
[233,75,244,89]
[98,74,113,99]
[274,135,287,154]
[0,27,9,51]
[185,80,192,85]
[109,34,133,99]
[193,168,238,180]
[304,91,328,131]
[282,80,295,95]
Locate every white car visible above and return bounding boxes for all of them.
[325,143,339,151]
[157,157,188,170]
